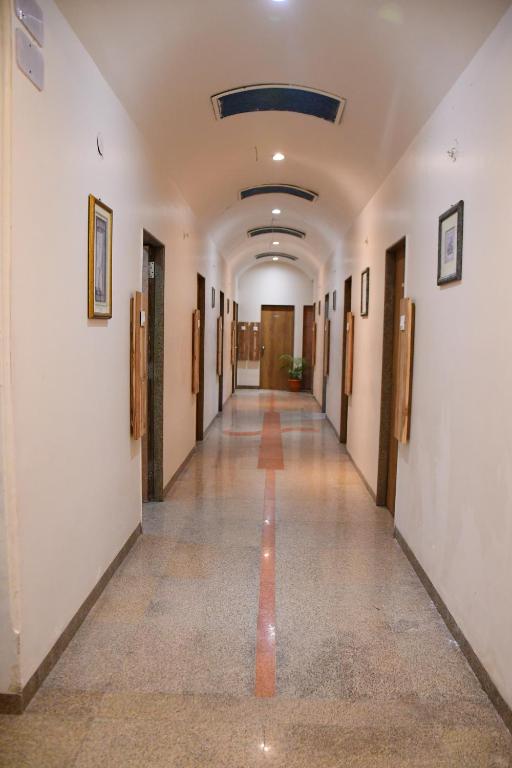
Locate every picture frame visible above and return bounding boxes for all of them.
[211,287,216,308]
[318,300,321,316]
[227,298,230,314]
[360,267,369,317]
[438,200,464,285]
[88,194,113,318]
[333,290,337,311]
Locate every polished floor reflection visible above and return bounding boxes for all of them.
[1,391,511,767]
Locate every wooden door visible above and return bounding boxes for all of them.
[340,277,352,442]
[141,247,150,501]
[218,291,224,412]
[386,246,406,514]
[302,305,314,391]
[196,274,206,441]
[321,294,330,412]
[232,301,238,392]
[260,305,294,390]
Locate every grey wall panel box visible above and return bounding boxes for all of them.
[15,28,44,91]
[15,0,44,46]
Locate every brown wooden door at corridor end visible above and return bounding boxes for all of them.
[260,305,294,390]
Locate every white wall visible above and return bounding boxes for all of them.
[237,262,314,387]
[5,0,227,691]
[322,7,512,709]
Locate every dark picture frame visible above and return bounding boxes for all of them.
[227,298,230,314]
[318,300,321,316]
[360,267,369,317]
[437,200,464,285]
[333,290,337,311]
[88,194,113,319]
[211,287,216,308]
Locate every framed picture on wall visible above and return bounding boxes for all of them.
[318,300,321,316]
[360,267,370,317]
[333,290,337,311]
[211,287,216,308]
[88,194,113,319]
[438,200,464,285]
[227,298,230,314]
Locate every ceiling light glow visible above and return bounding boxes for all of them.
[272,241,280,245]
[272,208,281,215]
[272,152,285,162]
[272,256,279,261]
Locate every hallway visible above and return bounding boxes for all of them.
[1,391,510,766]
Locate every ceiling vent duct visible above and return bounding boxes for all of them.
[255,253,298,262]
[212,84,346,124]
[248,226,306,239]
[240,184,318,203]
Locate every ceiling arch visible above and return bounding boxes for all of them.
[56,0,510,279]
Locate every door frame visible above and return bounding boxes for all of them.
[339,276,352,443]
[321,293,330,412]
[142,230,165,501]
[232,300,238,393]
[376,237,406,507]
[218,290,224,412]
[259,304,295,390]
[196,274,206,441]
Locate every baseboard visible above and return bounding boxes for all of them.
[236,385,260,389]
[0,523,142,715]
[346,448,377,502]
[395,527,512,735]
[326,416,340,441]
[162,446,196,498]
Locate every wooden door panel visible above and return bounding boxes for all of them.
[386,247,405,514]
[260,306,294,390]
[302,305,314,390]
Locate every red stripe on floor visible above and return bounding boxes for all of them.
[257,411,284,470]
[255,469,276,697]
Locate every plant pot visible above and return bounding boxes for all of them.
[288,378,302,392]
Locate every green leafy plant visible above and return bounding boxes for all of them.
[279,355,308,380]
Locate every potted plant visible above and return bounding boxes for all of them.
[279,355,307,392]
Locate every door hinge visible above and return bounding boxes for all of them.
[148,262,155,279]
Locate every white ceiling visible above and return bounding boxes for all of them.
[56,0,510,276]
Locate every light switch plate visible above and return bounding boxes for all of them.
[14,0,44,46]
[15,28,44,90]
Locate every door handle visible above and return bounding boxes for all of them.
[261,345,265,356]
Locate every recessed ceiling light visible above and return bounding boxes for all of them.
[272,241,280,245]
[272,208,281,215]
[272,256,279,261]
[272,152,285,162]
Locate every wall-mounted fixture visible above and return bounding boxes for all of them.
[15,0,44,46]
[15,28,44,90]
[212,84,346,124]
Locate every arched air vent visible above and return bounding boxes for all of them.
[255,253,298,262]
[240,184,318,203]
[248,226,305,239]
[212,84,346,124]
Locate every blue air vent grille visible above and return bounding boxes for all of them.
[240,185,318,202]
[212,84,345,124]
[255,253,298,262]
[248,226,306,239]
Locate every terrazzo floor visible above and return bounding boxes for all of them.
[1,390,511,766]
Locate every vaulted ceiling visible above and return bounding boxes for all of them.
[56,0,510,277]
